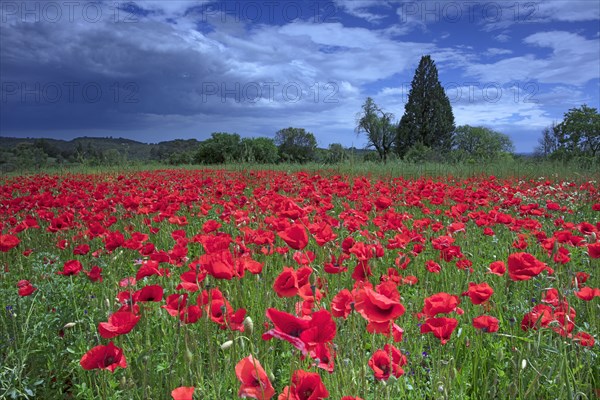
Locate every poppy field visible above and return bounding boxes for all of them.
[1,169,599,399]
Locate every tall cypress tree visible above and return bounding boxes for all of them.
[396,55,455,158]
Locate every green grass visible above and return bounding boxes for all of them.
[4,158,599,182]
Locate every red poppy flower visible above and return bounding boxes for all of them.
[56,260,83,276]
[573,331,595,347]
[331,289,353,319]
[310,342,335,372]
[472,315,499,333]
[588,242,600,259]
[507,252,547,281]
[521,304,553,331]
[542,288,560,307]
[134,284,164,302]
[418,292,462,318]
[462,282,494,305]
[293,250,315,266]
[179,304,202,324]
[98,311,141,338]
[483,227,494,236]
[235,355,275,400]
[171,386,194,400]
[85,266,103,282]
[199,288,246,331]
[273,267,299,298]
[440,245,463,262]
[237,255,263,275]
[552,309,576,337]
[574,287,600,301]
[420,317,458,345]
[80,342,127,372]
[262,308,311,354]
[135,260,161,280]
[354,282,405,323]
[488,261,506,276]
[311,222,337,246]
[425,260,441,273]
[573,272,590,287]
[262,308,335,355]
[199,250,236,280]
[278,224,309,250]
[176,269,207,292]
[119,276,137,287]
[368,344,407,380]
[104,231,125,252]
[374,195,392,210]
[162,293,188,317]
[298,310,337,349]
[202,219,221,234]
[17,280,36,297]
[73,243,90,255]
[323,253,349,274]
[553,246,571,264]
[278,369,329,400]
[0,234,20,252]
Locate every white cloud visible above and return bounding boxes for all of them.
[484,48,513,57]
[535,1,600,22]
[332,0,388,23]
[479,1,599,31]
[494,33,510,42]
[465,32,599,86]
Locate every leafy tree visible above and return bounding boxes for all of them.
[404,142,434,163]
[194,132,242,164]
[14,143,48,168]
[102,149,127,166]
[33,139,61,159]
[168,151,194,165]
[555,105,599,158]
[534,123,559,158]
[240,137,279,163]
[327,143,347,163]
[152,139,201,163]
[396,55,455,158]
[274,127,317,163]
[356,97,395,163]
[453,125,514,161]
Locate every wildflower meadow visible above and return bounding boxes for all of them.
[1,168,598,399]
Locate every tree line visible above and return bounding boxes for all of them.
[2,55,597,171]
[356,55,598,165]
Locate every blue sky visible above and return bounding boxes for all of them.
[1,0,599,152]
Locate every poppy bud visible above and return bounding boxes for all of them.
[521,359,527,370]
[185,348,193,362]
[63,322,77,329]
[221,340,234,350]
[243,316,254,335]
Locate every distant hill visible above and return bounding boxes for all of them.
[0,136,204,162]
[0,135,377,171]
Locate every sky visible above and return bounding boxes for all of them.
[1,0,599,153]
